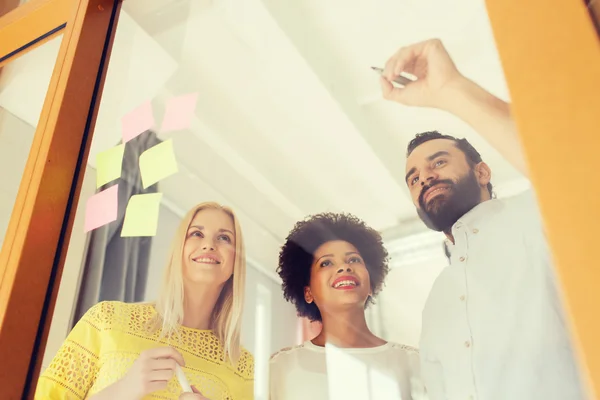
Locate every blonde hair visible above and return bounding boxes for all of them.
[153,202,246,362]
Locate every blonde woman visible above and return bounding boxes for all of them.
[36,202,254,400]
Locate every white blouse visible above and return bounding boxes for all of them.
[270,340,427,400]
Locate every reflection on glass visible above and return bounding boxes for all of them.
[253,283,271,400]
[0,35,62,249]
[36,1,587,400]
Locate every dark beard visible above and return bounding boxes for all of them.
[416,170,483,232]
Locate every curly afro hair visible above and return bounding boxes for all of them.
[277,212,390,322]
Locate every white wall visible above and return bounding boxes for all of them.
[243,262,298,353]
[378,232,449,347]
[0,107,35,247]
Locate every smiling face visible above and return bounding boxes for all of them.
[304,240,372,316]
[405,138,491,232]
[182,208,236,287]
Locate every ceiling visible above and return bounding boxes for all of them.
[0,0,529,344]
[119,0,527,266]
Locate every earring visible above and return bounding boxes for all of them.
[304,287,313,304]
[304,293,313,304]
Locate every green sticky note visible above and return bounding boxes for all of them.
[96,144,125,188]
[139,139,178,189]
[121,193,163,237]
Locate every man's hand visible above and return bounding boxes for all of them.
[380,38,528,177]
[380,39,465,109]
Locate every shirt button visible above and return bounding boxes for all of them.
[472,228,479,234]
[459,295,466,301]
[459,256,466,262]
[464,340,471,348]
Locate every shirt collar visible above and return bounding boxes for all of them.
[451,197,505,237]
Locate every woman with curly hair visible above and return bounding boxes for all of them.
[269,212,427,400]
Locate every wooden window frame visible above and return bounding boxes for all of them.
[0,0,74,67]
[485,0,600,398]
[0,0,121,398]
[0,0,598,398]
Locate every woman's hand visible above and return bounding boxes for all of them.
[89,347,185,400]
[179,385,210,399]
[123,347,186,397]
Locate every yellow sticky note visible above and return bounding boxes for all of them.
[121,193,163,237]
[96,144,125,188]
[139,139,178,189]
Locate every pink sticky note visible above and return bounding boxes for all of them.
[122,101,155,143]
[160,93,198,132]
[84,184,119,233]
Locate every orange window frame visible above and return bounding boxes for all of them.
[0,0,121,398]
[486,0,600,397]
[0,0,73,67]
[0,0,598,398]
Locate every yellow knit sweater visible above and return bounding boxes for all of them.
[35,301,254,399]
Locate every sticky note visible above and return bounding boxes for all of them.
[95,143,125,188]
[84,185,119,233]
[122,101,154,143]
[121,193,163,237]
[160,92,198,132]
[139,139,178,189]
